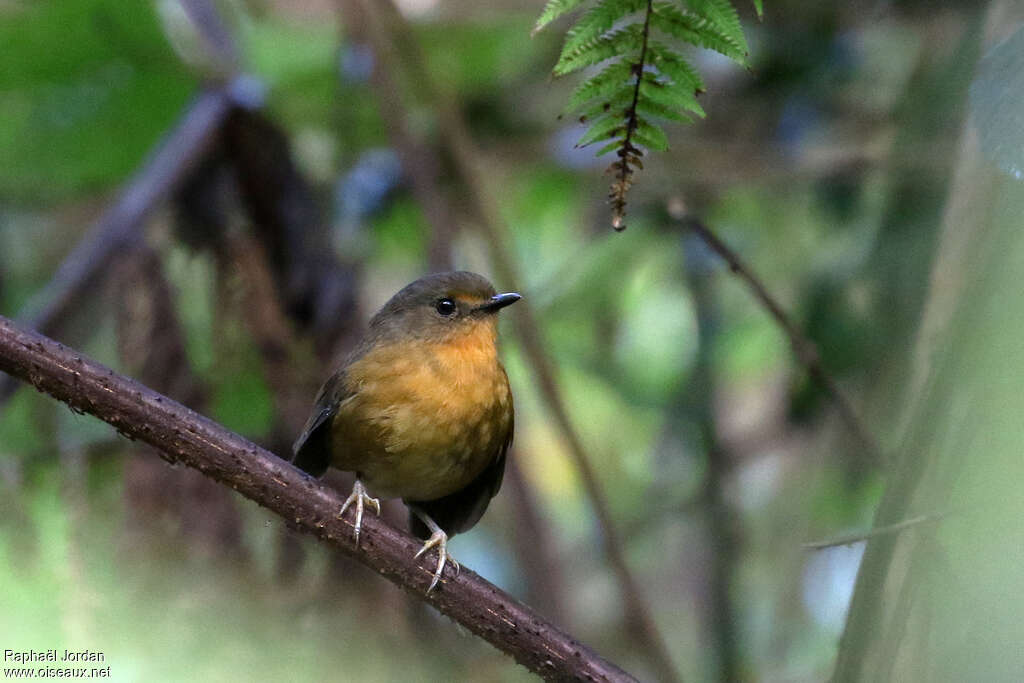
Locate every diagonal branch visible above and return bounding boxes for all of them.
[681,216,882,466]
[0,314,636,683]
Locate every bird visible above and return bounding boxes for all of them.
[291,271,520,592]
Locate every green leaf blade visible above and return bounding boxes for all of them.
[563,0,647,54]
[534,0,590,34]
[632,118,669,151]
[577,112,628,147]
[554,23,644,76]
[566,60,636,110]
[650,2,747,63]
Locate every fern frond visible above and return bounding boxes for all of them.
[541,0,757,229]
[596,138,634,157]
[648,42,704,93]
[562,0,647,54]
[684,0,746,51]
[579,84,635,121]
[650,2,747,62]
[641,71,705,117]
[554,23,644,75]
[577,113,627,147]
[534,0,590,34]
[632,118,669,151]
[567,61,636,110]
[635,95,690,122]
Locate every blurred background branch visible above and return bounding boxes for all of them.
[681,215,881,465]
[0,85,242,406]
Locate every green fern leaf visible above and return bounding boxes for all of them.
[752,0,763,18]
[567,61,636,110]
[596,138,627,156]
[577,113,627,147]
[579,84,635,120]
[648,42,705,92]
[563,0,647,54]
[632,118,669,151]
[534,0,589,34]
[636,96,690,122]
[684,0,746,51]
[538,0,758,229]
[650,2,747,62]
[641,71,705,116]
[554,23,644,75]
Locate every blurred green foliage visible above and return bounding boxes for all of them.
[0,0,194,201]
[1,0,1019,681]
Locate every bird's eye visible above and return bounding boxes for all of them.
[435,298,457,316]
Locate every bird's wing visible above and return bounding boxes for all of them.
[406,411,513,538]
[291,370,350,477]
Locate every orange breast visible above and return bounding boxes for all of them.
[330,321,513,500]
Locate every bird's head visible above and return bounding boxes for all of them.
[369,271,521,344]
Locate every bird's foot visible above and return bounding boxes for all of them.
[338,479,380,547]
[414,529,459,593]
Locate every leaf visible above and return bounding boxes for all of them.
[650,2,747,62]
[563,0,647,54]
[632,118,669,151]
[0,0,194,201]
[567,60,636,110]
[648,41,705,92]
[636,95,690,122]
[577,112,627,147]
[534,0,589,34]
[596,138,625,156]
[554,23,644,75]
[684,0,745,50]
[641,71,705,117]
[579,84,636,120]
[752,0,763,18]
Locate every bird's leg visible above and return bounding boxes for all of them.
[410,508,459,593]
[338,477,380,547]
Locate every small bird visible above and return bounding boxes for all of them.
[292,271,520,592]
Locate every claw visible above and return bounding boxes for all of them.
[415,529,452,593]
[410,509,457,593]
[338,479,380,547]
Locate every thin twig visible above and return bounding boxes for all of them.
[179,0,241,70]
[682,216,882,466]
[0,314,637,683]
[0,86,240,407]
[803,512,948,550]
[684,234,741,682]
[354,3,682,681]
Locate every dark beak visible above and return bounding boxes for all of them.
[477,292,522,313]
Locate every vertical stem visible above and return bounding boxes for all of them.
[684,232,741,682]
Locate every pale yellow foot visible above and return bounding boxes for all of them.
[411,511,460,593]
[338,478,380,547]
